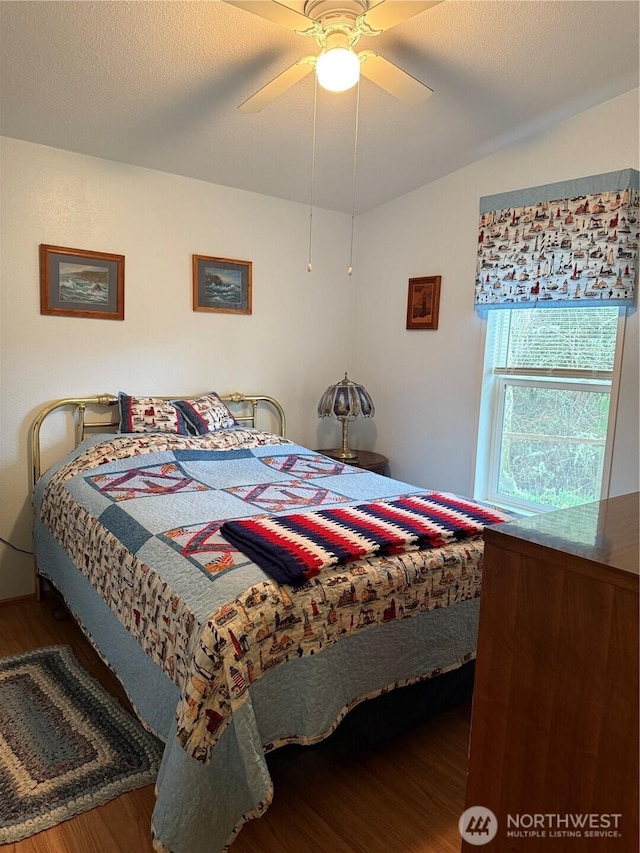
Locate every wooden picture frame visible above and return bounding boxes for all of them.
[40,245,125,320]
[193,255,252,315]
[406,275,441,330]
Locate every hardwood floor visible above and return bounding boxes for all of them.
[0,595,470,853]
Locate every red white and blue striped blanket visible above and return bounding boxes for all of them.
[220,491,507,586]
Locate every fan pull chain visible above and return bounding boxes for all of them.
[307,74,319,272]
[347,78,361,276]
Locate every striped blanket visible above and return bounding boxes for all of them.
[219,492,506,586]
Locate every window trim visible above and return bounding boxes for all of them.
[601,307,627,499]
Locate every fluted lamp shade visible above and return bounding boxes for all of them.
[317,373,375,461]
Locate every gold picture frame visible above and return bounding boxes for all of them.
[406,275,441,330]
[193,255,252,315]
[40,244,124,320]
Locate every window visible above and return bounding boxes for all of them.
[474,307,624,513]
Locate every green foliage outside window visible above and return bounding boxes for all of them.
[494,308,618,510]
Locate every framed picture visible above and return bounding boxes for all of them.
[406,275,441,330]
[40,245,124,320]
[193,255,252,315]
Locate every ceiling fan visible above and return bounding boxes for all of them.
[225,0,442,112]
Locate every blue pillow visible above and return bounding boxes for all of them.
[173,393,237,434]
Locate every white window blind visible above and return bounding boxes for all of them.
[486,307,618,378]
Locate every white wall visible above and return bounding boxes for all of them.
[2,89,639,600]
[352,88,639,496]
[0,138,355,598]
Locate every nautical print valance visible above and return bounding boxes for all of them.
[475,169,639,311]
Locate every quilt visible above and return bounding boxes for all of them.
[38,428,512,768]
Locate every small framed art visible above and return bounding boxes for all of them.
[40,244,125,320]
[406,275,441,330]
[193,255,252,315]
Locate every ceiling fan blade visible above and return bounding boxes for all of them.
[225,1,316,34]
[360,1,443,34]
[359,51,433,105]
[238,56,316,113]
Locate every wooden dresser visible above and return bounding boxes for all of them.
[463,492,639,852]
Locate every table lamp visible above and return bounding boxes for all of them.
[317,372,375,461]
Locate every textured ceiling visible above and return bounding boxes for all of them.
[1,1,638,213]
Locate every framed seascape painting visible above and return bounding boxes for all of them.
[40,245,125,320]
[193,255,252,315]
[406,275,441,330]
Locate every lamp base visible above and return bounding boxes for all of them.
[334,418,359,462]
[328,447,359,461]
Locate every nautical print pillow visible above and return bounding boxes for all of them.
[173,392,237,434]
[118,393,189,435]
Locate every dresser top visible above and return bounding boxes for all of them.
[485,491,639,578]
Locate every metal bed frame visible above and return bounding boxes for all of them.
[30,392,286,598]
[30,392,286,487]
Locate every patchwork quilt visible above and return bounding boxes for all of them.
[38,428,511,765]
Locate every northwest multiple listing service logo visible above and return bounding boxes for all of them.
[459,808,623,845]
[459,807,498,845]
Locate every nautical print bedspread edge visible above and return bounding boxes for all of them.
[38,429,511,762]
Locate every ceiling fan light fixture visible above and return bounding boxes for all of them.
[315,32,360,92]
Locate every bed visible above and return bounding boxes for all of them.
[31,391,511,853]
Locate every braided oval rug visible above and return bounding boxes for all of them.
[0,644,164,843]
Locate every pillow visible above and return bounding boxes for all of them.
[173,392,237,434]
[118,393,189,435]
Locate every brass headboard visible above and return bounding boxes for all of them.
[30,392,286,487]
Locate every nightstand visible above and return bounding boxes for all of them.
[317,449,388,474]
